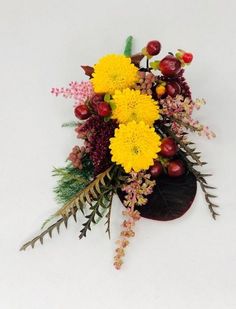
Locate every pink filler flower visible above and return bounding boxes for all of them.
[51,81,94,106]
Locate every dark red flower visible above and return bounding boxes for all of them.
[75,115,117,175]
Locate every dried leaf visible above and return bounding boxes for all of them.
[130,53,144,66]
[81,65,94,77]
[20,209,78,251]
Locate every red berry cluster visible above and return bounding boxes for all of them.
[144,40,193,100]
[149,138,185,178]
[74,94,111,121]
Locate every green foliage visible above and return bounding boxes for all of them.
[104,93,111,103]
[78,166,126,239]
[56,165,113,216]
[20,165,126,251]
[53,155,94,205]
[150,60,160,70]
[124,36,133,57]
[79,190,114,239]
[61,121,79,128]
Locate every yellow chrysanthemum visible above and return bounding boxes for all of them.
[111,88,159,126]
[109,121,161,173]
[91,54,138,94]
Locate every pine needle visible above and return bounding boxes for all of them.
[62,121,79,128]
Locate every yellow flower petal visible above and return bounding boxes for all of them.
[91,54,138,94]
[109,121,161,173]
[111,88,160,126]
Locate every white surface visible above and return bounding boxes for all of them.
[0,0,236,308]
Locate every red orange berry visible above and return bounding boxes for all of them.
[146,40,161,56]
[91,94,104,111]
[160,137,178,157]
[74,105,90,120]
[149,161,163,178]
[182,52,193,64]
[156,85,166,96]
[166,82,181,97]
[168,160,185,177]
[159,55,181,77]
[97,102,111,117]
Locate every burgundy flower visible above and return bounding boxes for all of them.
[75,115,117,175]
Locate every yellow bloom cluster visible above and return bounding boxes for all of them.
[109,121,161,173]
[112,88,159,126]
[92,53,161,173]
[91,54,138,94]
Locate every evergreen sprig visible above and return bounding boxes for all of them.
[53,156,94,205]
[55,165,114,217]
[61,121,79,128]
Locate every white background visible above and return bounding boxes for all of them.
[1,0,236,308]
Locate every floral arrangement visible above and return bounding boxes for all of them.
[21,37,218,269]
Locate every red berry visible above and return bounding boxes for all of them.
[149,161,163,178]
[182,52,193,64]
[91,94,104,111]
[168,160,185,177]
[97,102,111,117]
[160,137,178,157]
[146,40,161,56]
[159,55,181,77]
[74,105,90,120]
[166,82,181,97]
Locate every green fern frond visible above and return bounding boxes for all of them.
[55,166,113,217]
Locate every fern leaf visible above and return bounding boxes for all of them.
[20,207,78,251]
[78,191,113,240]
[55,166,113,217]
[20,165,120,251]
